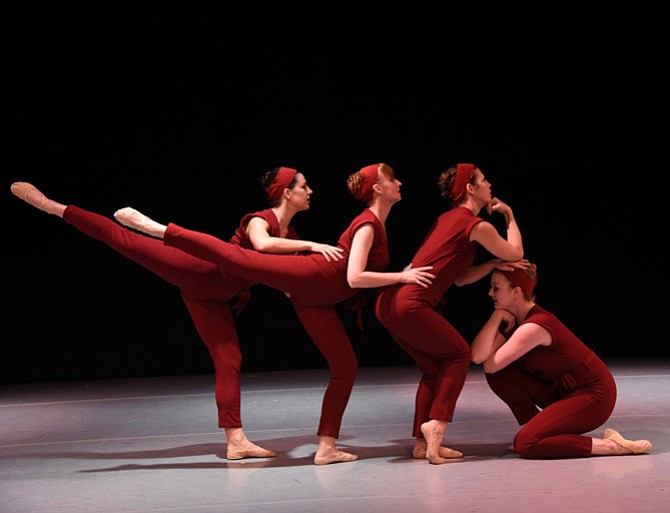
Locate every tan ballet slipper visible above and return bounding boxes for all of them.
[412,445,464,459]
[114,207,149,231]
[313,449,359,465]
[602,428,652,455]
[226,443,276,460]
[11,182,61,215]
[114,207,166,239]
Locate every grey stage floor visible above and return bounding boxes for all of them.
[1,358,667,513]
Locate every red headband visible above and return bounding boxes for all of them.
[500,268,536,296]
[266,167,298,201]
[450,163,475,203]
[354,164,379,203]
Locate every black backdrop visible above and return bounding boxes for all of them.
[6,14,666,384]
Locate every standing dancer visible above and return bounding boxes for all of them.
[374,163,526,464]
[11,167,342,460]
[114,163,440,464]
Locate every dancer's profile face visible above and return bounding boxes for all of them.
[376,168,402,204]
[471,168,492,203]
[287,173,312,211]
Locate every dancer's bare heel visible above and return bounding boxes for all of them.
[11,182,65,216]
[602,428,652,455]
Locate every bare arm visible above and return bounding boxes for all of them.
[470,199,524,262]
[471,309,515,364]
[472,313,552,373]
[247,217,344,261]
[346,224,435,289]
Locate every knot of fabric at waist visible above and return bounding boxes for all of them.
[342,292,369,331]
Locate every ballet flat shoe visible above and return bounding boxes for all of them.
[226,448,276,460]
[412,446,464,459]
[603,428,652,454]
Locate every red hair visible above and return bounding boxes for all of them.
[500,267,536,296]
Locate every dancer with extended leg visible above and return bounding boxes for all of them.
[11,167,342,460]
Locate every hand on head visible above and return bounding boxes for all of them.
[493,259,530,272]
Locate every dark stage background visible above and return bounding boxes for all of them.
[6,14,666,384]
